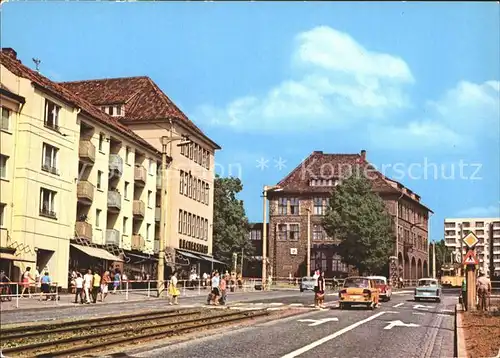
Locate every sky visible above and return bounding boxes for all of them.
[1,2,499,242]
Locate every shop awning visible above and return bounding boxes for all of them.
[70,244,123,262]
[197,254,227,265]
[0,253,35,262]
[177,250,202,260]
[127,253,158,262]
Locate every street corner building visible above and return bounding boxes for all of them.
[0,47,221,289]
[266,150,433,281]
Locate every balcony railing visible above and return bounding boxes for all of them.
[77,180,94,204]
[79,140,96,164]
[107,190,122,212]
[109,154,123,178]
[105,229,121,246]
[155,206,161,222]
[131,234,145,250]
[75,221,92,241]
[133,200,145,217]
[134,166,147,186]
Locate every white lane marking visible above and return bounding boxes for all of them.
[414,304,435,310]
[412,312,425,315]
[297,318,339,326]
[269,303,285,306]
[384,320,420,330]
[393,302,404,308]
[280,311,387,358]
[289,303,304,307]
[440,309,454,313]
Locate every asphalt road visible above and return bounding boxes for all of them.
[133,290,457,358]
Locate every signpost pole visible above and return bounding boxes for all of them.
[462,232,479,311]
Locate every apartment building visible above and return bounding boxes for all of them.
[0,48,166,287]
[267,150,432,280]
[444,217,500,277]
[60,76,221,276]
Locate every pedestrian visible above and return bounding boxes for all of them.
[211,271,220,305]
[316,271,326,308]
[476,271,492,311]
[20,267,34,298]
[219,274,228,305]
[74,273,84,304]
[461,277,467,310]
[92,270,101,303]
[39,272,51,301]
[34,266,41,294]
[112,269,121,294]
[83,269,93,304]
[100,270,111,302]
[168,271,180,305]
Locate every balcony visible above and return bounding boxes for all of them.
[155,206,161,222]
[79,140,96,164]
[109,154,123,178]
[105,229,121,246]
[134,166,147,187]
[133,200,145,218]
[107,190,122,212]
[131,234,145,250]
[77,180,94,204]
[75,221,92,241]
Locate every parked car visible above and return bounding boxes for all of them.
[339,276,380,310]
[414,278,441,302]
[367,275,392,301]
[300,276,316,292]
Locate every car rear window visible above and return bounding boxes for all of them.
[373,279,386,285]
[418,280,438,287]
[344,278,369,288]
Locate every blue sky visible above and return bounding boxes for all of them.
[2,2,499,242]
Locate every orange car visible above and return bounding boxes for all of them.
[338,276,380,310]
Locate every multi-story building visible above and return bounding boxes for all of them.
[0,48,166,287]
[444,217,500,277]
[59,76,221,276]
[267,150,433,280]
[242,223,268,277]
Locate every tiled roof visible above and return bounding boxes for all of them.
[0,48,164,157]
[60,77,221,149]
[274,150,432,212]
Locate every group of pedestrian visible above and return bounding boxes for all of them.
[204,270,229,305]
[71,268,112,304]
[312,269,326,308]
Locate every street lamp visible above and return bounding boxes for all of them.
[262,185,282,290]
[305,208,311,276]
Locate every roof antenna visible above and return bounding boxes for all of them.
[32,58,41,72]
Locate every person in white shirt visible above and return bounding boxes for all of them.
[83,269,93,304]
[74,273,84,304]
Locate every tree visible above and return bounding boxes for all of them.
[322,173,394,275]
[212,175,253,266]
[429,239,453,276]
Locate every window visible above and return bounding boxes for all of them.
[1,107,10,131]
[191,214,195,237]
[123,217,128,234]
[462,222,470,228]
[0,155,7,179]
[146,223,151,240]
[189,143,193,160]
[180,136,186,156]
[312,225,323,241]
[95,209,101,228]
[116,105,122,116]
[0,203,5,227]
[205,219,209,240]
[332,254,347,273]
[193,179,198,201]
[205,184,209,205]
[194,144,199,163]
[41,143,58,174]
[124,182,129,200]
[290,198,299,215]
[278,224,287,240]
[475,221,484,227]
[206,151,210,169]
[178,210,183,233]
[97,171,103,190]
[188,175,193,198]
[39,188,56,218]
[197,180,202,201]
[125,147,131,165]
[147,190,152,208]
[476,229,485,236]
[201,183,205,204]
[250,229,262,240]
[198,146,202,164]
[183,212,188,234]
[313,198,323,215]
[179,170,185,193]
[196,217,200,238]
[148,159,154,174]
[99,133,105,151]
[278,198,287,215]
[44,100,60,130]
[183,172,188,195]
[289,224,299,240]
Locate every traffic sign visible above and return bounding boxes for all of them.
[462,232,479,248]
[463,250,478,265]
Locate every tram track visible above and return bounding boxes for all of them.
[0,308,270,357]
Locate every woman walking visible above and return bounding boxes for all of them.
[168,271,180,305]
[315,271,326,308]
[21,267,34,298]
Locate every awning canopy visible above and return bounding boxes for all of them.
[177,250,202,260]
[126,253,158,262]
[70,244,123,262]
[197,254,226,265]
[0,253,35,262]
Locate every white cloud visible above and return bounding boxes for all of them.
[372,80,500,150]
[456,205,500,217]
[193,26,414,132]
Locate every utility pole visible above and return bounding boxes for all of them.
[157,136,168,297]
[306,208,311,276]
[432,241,436,279]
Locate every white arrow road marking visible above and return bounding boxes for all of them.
[412,312,425,315]
[440,309,454,313]
[297,318,339,326]
[384,320,420,330]
[413,304,435,310]
[393,302,404,308]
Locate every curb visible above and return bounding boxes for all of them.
[455,303,467,358]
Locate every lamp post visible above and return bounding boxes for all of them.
[393,192,404,285]
[306,208,311,276]
[157,135,190,297]
[262,185,282,290]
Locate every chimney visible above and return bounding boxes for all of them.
[313,151,323,155]
[360,149,366,161]
[1,48,17,59]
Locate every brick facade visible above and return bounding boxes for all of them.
[267,150,432,280]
